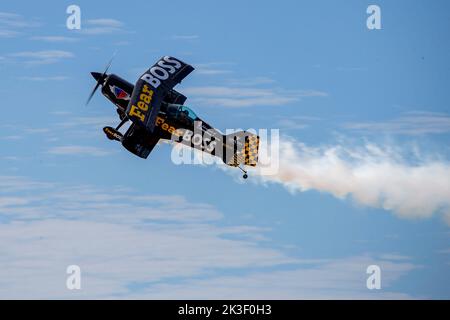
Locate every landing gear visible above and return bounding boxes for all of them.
[103,116,128,142]
[115,117,128,131]
[103,126,124,141]
[239,166,248,179]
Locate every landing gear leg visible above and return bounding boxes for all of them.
[239,166,248,179]
[103,117,128,142]
[115,117,128,131]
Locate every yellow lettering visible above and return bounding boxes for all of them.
[137,101,148,111]
[156,117,164,125]
[142,84,153,95]
[129,105,145,122]
[140,93,151,104]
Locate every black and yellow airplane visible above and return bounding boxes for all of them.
[87,56,259,178]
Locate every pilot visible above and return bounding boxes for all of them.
[179,109,190,126]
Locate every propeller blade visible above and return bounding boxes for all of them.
[86,81,102,106]
[86,52,117,106]
[102,51,116,77]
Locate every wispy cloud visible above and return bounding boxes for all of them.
[30,36,79,43]
[344,111,450,135]
[0,176,418,298]
[0,12,40,38]
[275,115,321,130]
[172,34,199,40]
[23,128,50,134]
[1,135,22,141]
[10,50,74,64]
[19,76,68,81]
[0,178,223,223]
[57,116,118,128]
[195,63,233,75]
[88,18,123,28]
[0,29,19,37]
[226,76,276,86]
[79,18,127,35]
[47,145,112,156]
[0,176,54,192]
[183,86,328,107]
[127,255,417,299]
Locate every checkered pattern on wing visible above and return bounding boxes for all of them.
[244,135,259,166]
[227,153,240,167]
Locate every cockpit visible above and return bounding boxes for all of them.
[164,103,199,126]
[178,105,198,121]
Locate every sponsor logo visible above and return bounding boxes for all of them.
[103,126,123,141]
[109,85,130,100]
[140,56,182,89]
[155,116,183,137]
[128,84,154,123]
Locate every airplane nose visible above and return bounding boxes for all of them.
[91,72,102,82]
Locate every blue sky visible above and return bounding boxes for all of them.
[0,0,449,298]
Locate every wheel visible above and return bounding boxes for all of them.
[243,174,248,179]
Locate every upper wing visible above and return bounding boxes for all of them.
[126,56,194,132]
[164,88,188,105]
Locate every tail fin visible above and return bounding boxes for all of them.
[223,131,259,167]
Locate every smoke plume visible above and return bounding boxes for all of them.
[254,138,450,224]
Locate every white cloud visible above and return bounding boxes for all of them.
[0,12,40,38]
[226,76,276,86]
[297,89,329,97]
[0,29,19,37]
[127,255,417,299]
[344,112,450,135]
[252,138,450,224]
[30,36,79,43]
[184,86,278,97]
[11,50,74,64]
[24,128,50,134]
[198,96,297,108]
[183,86,327,108]
[1,135,22,140]
[19,76,68,81]
[195,63,233,75]
[57,116,118,128]
[47,145,112,156]
[0,176,54,192]
[79,19,127,35]
[2,156,19,161]
[275,116,321,130]
[87,18,124,28]
[0,177,418,298]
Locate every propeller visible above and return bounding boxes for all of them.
[86,53,116,106]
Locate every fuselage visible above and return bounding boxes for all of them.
[95,72,223,152]
[90,60,259,175]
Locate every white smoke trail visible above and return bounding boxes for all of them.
[253,137,450,224]
[170,135,450,224]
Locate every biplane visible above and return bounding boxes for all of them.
[87,56,259,178]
